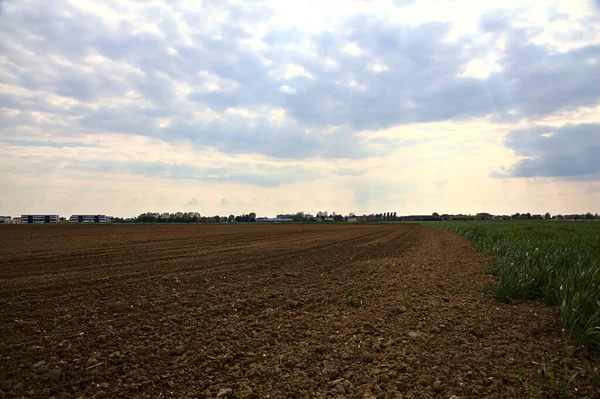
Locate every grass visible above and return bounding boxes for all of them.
[518,358,578,399]
[429,220,600,351]
[346,295,363,307]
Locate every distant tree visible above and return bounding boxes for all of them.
[249,212,256,222]
[212,215,220,223]
[393,212,397,220]
[136,212,159,223]
[293,212,304,222]
[544,212,552,220]
[432,212,440,219]
[585,212,595,220]
[228,215,235,223]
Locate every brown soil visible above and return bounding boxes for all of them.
[0,224,598,399]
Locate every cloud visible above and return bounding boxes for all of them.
[3,140,100,149]
[3,155,320,188]
[185,197,198,206]
[1,1,598,164]
[220,198,230,205]
[335,168,366,177]
[588,184,600,194]
[493,123,600,178]
[479,9,516,32]
[353,180,411,206]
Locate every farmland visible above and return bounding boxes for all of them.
[1,224,599,398]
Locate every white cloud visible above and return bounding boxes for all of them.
[343,42,365,56]
[279,85,297,94]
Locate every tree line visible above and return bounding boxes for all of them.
[135,212,256,223]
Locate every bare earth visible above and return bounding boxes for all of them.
[0,224,598,399]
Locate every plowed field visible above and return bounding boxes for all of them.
[1,224,598,399]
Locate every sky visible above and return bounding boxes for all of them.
[0,0,599,218]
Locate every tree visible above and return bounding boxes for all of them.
[136,212,159,223]
[228,215,235,223]
[432,212,440,219]
[544,212,552,220]
[249,212,256,222]
[585,212,595,220]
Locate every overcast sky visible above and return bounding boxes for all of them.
[1,0,599,217]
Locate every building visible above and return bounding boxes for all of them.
[70,215,107,223]
[12,217,22,224]
[255,217,293,223]
[22,215,59,224]
[0,216,11,224]
[476,213,493,220]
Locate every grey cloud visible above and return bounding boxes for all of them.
[0,0,599,163]
[3,149,319,187]
[479,9,517,32]
[220,198,230,205]
[493,123,600,178]
[60,159,319,187]
[185,198,199,206]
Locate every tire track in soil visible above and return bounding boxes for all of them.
[0,224,598,399]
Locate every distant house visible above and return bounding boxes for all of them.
[323,217,334,222]
[476,213,493,220]
[0,216,11,224]
[440,214,451,221]
[347,217,359,223]
[12,217,22,224]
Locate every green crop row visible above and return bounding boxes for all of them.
[429,220,600,352]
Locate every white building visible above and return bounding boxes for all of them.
[22,215,59,224]
[70,215,107,223]
[0,216,11,224]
